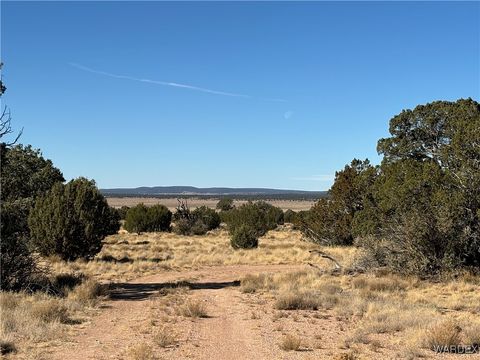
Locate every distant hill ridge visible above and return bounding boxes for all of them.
[101,186,326,197]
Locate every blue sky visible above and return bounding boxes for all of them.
[2,1,479,190]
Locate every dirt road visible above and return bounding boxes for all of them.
[48,264,319,360]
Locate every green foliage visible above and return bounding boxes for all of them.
[256,201,284,227]
[356,98,480,274]
[1,144,64,202]
[230,225,258,249]
[192,206,221,231]
[224,201,283,248]
[0,200,39,291]
[124,204,172,233]
[301,159,377,246]
[216,197,234,211]
[224,202,267,238]
[173,205,220,235]
[0,144,64,291]
[284,209,297,223]
[28,178,120,261]
[117,205,130,220]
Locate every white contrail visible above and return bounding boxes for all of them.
[69,62,286,102]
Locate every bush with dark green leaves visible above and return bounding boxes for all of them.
[173,205,220,235]
[224,202,269,238]
[124,204,172,233]
[357,99,480,274]
[1,200,40,291]
[193,206,221,231]
[216,197,234,211]
[256,201,284,228]
[230,225,258,249]
[29,178,120,261]
[0,144,64,291]
[284,209,297,224]
[224,201,284,248]
[300,159,377,246]
[116,205,130,220]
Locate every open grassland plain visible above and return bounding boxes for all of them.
[2,227,480,359]
[106,197,316,211]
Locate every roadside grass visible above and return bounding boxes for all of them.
[240,266,480,358]
[0,275,106,357]
[48,227,357,283]
[178,299,208,318]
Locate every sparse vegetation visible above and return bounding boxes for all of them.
[127,342,155,360]
[275,291,320,310]
[179,299,208,318]
[279,334,302,351]
[153,325,177,347]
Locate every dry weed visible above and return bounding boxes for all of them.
[279,334,302,351]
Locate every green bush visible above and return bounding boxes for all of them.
[284,209,297,223]
[256,201,284,228]
[230,225,258,249]
[356,99,480,274]
[192,206,221,231]
[216,198,234,211]
[173,205,220,235]
[300,159,377,246]
[1,200,39,291]
[28,178,120,261]
[225,201,283,239]
[224,202,268,238]
[117,206,130,220]
[124,204,172,233]
[0,144,64,291]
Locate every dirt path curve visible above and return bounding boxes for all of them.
[49,264,306,360]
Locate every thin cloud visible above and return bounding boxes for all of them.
[69,63,286,102]
[291,175,335,181]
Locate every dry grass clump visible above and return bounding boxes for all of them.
[67,278,108,306]
[463,323,480,345]
[279,334,302,351]
[0,274,107,355]
[1,292,67,347]
[352,274,409,292]
[333,352,359,360]
[362,301,436,334]
[241,273,272,293]
[275,291,320,310]
[29,299,70,323]
[127,342,155,360]
[424,320,462,350]
[153,326,177,348]
[179,299,208,318]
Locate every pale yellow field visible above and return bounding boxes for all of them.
[106,197,316,211]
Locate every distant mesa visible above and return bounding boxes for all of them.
[100,186,326,198]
